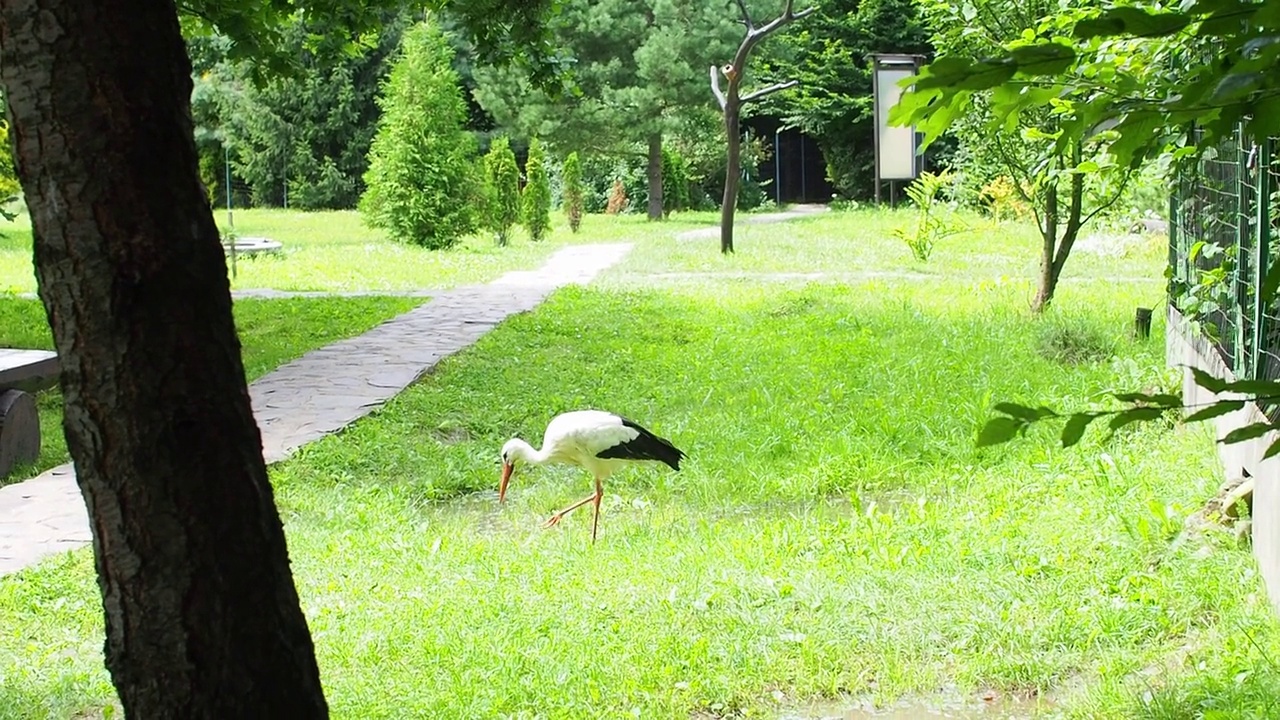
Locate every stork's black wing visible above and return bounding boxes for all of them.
[595,416,685,471]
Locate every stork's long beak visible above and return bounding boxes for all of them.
[499,462,514,503]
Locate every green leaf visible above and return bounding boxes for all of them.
[977,417,1027,447]
[1073,16,1125,39]
[1222,422,1275,443]
[1074,8,1191,39]
[1218,378,1280,396]
[1112,392,1181,407]
[1189,366,1230,393]
[1008,42,1077,75]
[1108,406,1167,432]
[1247,94,1280,140]
[993,402,1056,421]
[954,62,1018,91]
[1108,112,1166,169]
[1211,71,1266,102]
[1264,438,1280,460]
[1061,412,1101,447]
[1184,400,1246,422]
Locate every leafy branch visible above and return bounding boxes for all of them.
[890,1,1280,169]
[980,367,1280,458]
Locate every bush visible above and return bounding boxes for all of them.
[562,151,584,233]
[978,176,1032,222]
[661,146,690,216]
[605,179,629,214]
[359,19,479,249]
[482,136,521,245]
[521,137,552,241]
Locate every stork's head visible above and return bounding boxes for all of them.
[498,439,523,503]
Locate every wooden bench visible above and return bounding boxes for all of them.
[0,349,59,481]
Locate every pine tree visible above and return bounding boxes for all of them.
[471,0,739,220]
[561,151,584,233]
[521,137,552,241]
[359,19,480,249]
[482,136,521,245]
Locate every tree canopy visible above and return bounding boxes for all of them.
[891,0,1280,170]
[756,0,931,198]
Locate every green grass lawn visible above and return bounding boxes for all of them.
[615,206,1168,288]
[0,295,424,483]
[0,208,717,294]
[2,206,1276,719]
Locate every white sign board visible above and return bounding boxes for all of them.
[875,66,918,180]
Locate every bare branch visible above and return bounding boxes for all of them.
[710,65,727,110]
[734,3,815,69]
[742,80,798,104]
[734,0,755,29]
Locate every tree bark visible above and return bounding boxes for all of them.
[0,0,328,717]
[646,133,664,221]
[1034,144,1086,313]
[1032,175,1060,313]
[720,99,742,254]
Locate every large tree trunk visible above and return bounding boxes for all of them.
[646,133,664,221]
[0,0,328,716]
[720,101,741,254]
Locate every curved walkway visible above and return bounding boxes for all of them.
[0,243,632,577]
[674,203,829,241]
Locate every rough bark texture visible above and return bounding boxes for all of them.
[646,133,664,222]
[720,97,743,254]
[0,0,329,716]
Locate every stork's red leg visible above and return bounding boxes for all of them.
[543,493,598,528]
[590,477,604,543]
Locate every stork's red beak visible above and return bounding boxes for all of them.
[499,462,514,503]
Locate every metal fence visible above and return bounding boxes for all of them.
[1169,127,1279,416]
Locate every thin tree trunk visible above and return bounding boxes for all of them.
[1035,144,1086,312]
[720,101,741,254]
[1033,179,1060,313]
[0,0,328,716]
[708,2,811,254]
[646,133,664,221]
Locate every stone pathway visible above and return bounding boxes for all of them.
[0,243,632,577]
[674,203,829,241]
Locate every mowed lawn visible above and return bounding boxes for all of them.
[2,207,1278,719]
[0,207,717,294]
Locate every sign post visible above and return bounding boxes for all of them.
[867,53,925,204]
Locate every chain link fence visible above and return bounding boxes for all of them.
[1169,128,1277,419]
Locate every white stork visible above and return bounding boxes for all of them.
[499,410,686,542]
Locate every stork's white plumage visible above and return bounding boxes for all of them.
[499,410,686,542]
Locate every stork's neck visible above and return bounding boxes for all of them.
[509,439,551,465]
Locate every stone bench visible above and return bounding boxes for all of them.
[0,349,59,481]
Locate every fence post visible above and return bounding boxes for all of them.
[1236,126,1252,377]
[1169,173,1179,279]
[1256,137,1274,380]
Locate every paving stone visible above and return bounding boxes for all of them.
[0,243,631,577]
